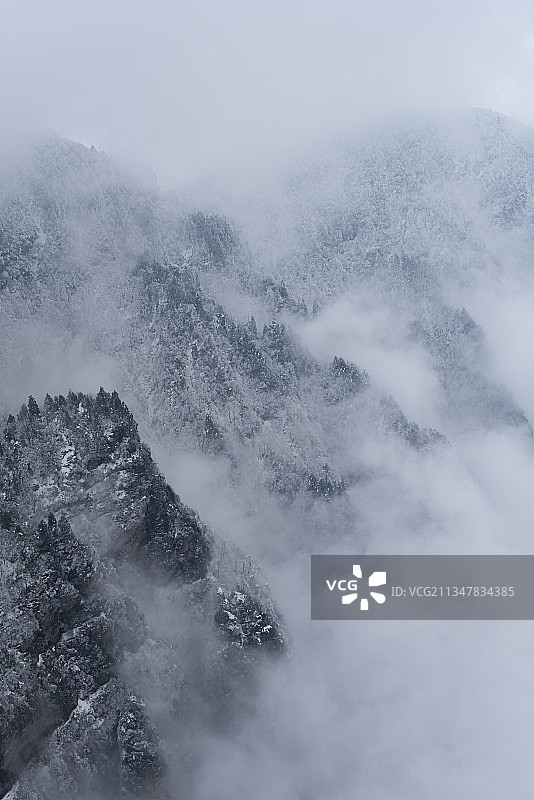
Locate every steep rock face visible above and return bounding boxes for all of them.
[0,388,211,580]
[5,680,167,800]
[0,511,160,799]
[0,391,284,799]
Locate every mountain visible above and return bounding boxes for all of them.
[0,390,283,798]
[234,109,534,433]
[0,131,455,485]
[1,109,534,798]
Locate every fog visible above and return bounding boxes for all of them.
[154,295,534,798]
[3,2,534,798]
[2,1,534,192]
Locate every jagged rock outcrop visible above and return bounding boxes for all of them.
[0,391,284,799]
[0,388,211,580]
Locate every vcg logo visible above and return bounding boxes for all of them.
[326,564,387,611]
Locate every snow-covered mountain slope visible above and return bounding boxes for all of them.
[2,109,534,799]
[0,132,447,507]
[0,391,283,799]
[233,109,534,433]
[240,110,534,296]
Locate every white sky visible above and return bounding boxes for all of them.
[1,0,534,189]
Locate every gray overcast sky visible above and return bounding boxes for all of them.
[1,0,534,189]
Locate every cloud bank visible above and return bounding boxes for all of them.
[2,0,534,190]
